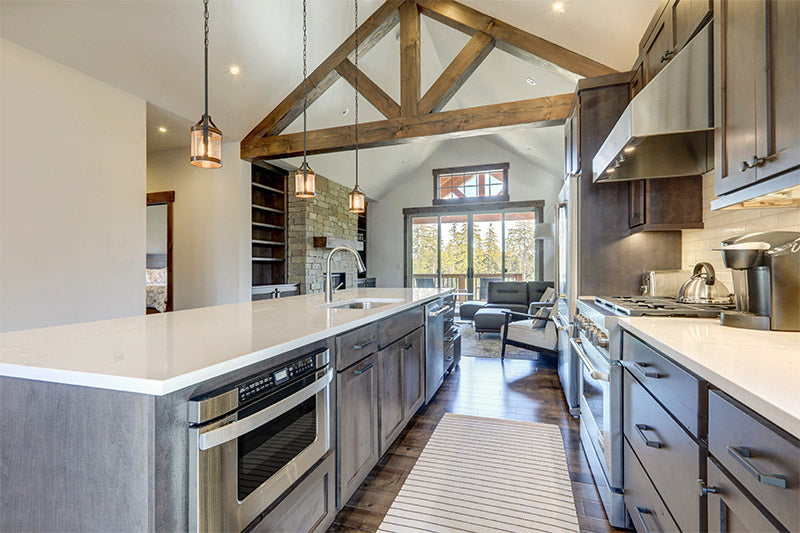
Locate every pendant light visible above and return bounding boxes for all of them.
[190,0,222,169]
[348,0,366,214]
[294,0,316,198]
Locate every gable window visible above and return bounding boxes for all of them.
[433,163,509,205]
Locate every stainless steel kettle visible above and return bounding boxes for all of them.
[676,262,733,304]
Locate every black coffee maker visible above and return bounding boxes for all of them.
[717,231,800,331]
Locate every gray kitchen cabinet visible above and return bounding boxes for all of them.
[623,439,681,533]
[707,458,780,532]
[714,0,800,197]
[336,353,379,507]
[401,327,425,421]
[378,340,404,455]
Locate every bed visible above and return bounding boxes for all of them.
[146,254,168,313]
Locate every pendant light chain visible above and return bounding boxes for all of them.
[302,0,308,163]
[354,0,359,189]
[203,0,209,120]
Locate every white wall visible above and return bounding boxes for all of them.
[146,142,251,310]
[367,136,562,287]
[0,39,146,332]
[682,172,800,287]
[146,204,167,254]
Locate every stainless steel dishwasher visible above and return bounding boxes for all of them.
[425,298,448,403]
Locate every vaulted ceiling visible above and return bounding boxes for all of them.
[0,0,659,199]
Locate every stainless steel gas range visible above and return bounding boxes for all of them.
[574,296,735,528]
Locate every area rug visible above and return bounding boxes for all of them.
[458,322,539,361]
[376,413,580,533]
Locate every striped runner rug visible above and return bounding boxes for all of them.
[377,413,580,533]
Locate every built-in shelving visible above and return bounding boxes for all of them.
[251,163,288,290]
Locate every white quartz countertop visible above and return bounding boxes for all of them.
[0,288,449,396]
[618,317,800,439]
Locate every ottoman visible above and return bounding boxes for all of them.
[459,300,486,322]
[473,307,510,337]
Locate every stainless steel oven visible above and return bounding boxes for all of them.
[573,302,625,527]
[189,349,332,533]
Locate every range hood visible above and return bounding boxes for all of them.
[593,23,713,183]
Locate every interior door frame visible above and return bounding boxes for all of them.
[403,200,544,289]
[147,190,175,312]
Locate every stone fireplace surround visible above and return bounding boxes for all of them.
[287,174,360,294]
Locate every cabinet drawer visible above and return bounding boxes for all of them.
[708,390,799,531]
[623,370,703,532]
[250,453,335,533]
[336,323,378,370]
[622,332,706,438]
[707,457,780,533]
[624,438,680,533]
[377,307,424,349]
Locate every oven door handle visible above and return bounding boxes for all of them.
[198,368,333,451]
[570,338,609,382]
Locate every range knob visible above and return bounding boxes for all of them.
[597,332,609,348]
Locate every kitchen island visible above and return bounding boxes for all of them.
[0,288,450,532]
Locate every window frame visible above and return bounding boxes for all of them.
[432,162,510,205]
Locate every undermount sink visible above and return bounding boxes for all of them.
[317,298,404,310]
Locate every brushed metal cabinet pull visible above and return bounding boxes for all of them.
[697,479,719,496]
[634,506,655,533]
[354,362,374,375]
[402,343,413,350]
[632,361,661,379]
[739,160,751,172]
[727,446,788,489]
[635,424,663,449]
[353,339,373,350]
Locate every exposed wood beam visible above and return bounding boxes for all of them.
[335,59,401,119]
[416,0,617,81]
[419,31,494,114]
[241,94,573,161]
[242,0,403,143]
[399,1,421,116]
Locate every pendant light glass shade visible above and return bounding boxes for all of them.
[190,116,222,168]
[293,161,316,198]
[348,185,366,213]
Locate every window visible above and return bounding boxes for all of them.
[433,163,509,204]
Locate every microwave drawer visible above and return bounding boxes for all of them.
[336,323,379,370]
[707,457,781,533]
[623,438,680,533]
[708,390,799,531]
[623,370,703,533]
[622,332,706,438]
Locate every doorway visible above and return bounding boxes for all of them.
[405,201,544,304]
[146,191,174,313]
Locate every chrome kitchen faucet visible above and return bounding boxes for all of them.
[325,245,366,303]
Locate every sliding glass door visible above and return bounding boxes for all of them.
[408,208,540,302]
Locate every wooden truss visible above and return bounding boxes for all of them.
[241,0,616,161]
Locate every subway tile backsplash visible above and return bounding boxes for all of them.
[681,172,800,287]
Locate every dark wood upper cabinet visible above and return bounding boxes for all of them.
[714,0,800,197]
[633,0,712,87]
[629,177,704,232]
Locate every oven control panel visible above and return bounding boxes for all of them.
[574,313,609,349]
[238,354,316,404]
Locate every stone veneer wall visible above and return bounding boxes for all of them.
[287,174,360,294]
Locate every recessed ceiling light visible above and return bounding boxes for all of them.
[341,108,350,116]
[229,65,240,75]
[158,126,167,133]
[525,77,536,86]
[552,1,565,14]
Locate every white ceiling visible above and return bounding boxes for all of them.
[1,0,659,199]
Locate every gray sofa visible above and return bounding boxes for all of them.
[465,281,554,334]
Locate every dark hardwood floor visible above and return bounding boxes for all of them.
[329,356,624,533]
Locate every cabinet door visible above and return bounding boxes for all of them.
[714,0,761,195]
[378,342,404,454]
[756,0,800,181]
[629,180,646,228]
[672,0,712,50]
[707,459,780,532]
[401,328,425,421]
[337,354,379,506]
[630,58,645,97]
[644,9,674,82]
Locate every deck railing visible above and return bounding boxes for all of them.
[412,273,525,301]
